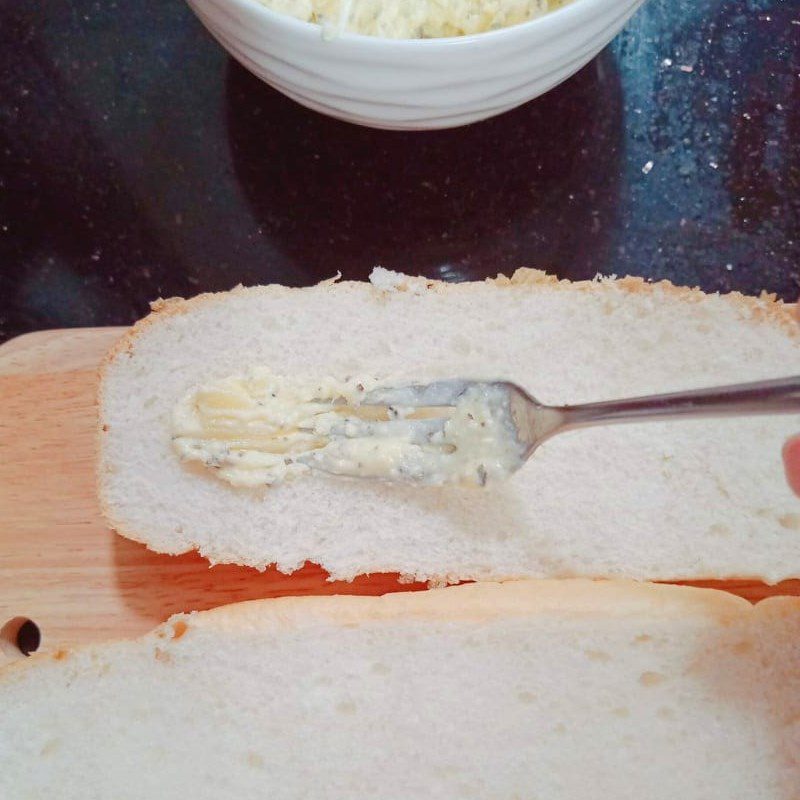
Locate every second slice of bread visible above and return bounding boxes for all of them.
[1,581,798,798]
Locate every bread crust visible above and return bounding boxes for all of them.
[2,579,775,681]
[103,270,800,368]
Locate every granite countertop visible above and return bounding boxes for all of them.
[0,0,798,343]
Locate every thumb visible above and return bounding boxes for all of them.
[782,435,800,497]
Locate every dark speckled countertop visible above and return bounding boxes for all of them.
[0,0,798,342]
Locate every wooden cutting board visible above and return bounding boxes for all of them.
[1,328,798,665]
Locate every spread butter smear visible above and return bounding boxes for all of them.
[172,369,525,487]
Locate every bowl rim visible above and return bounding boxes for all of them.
[213,0,626,47]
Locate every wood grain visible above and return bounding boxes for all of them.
[0,329,425,665]
[1,329,798,665]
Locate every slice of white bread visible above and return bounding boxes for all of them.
[1,580,798,798]
[99,269,800,583]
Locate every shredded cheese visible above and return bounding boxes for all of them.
[258,0,569,39]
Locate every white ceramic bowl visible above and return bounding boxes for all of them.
[186,0,645,130]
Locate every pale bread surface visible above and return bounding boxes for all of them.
[99,269,800,582]
[1,580,798,799]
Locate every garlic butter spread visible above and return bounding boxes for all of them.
[257,0,567,40]
[172,370,526,487]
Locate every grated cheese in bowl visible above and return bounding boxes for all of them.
[256,0,570,39]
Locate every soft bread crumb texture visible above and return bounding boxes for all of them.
[99,269,800,583]
[1,581,798,799]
